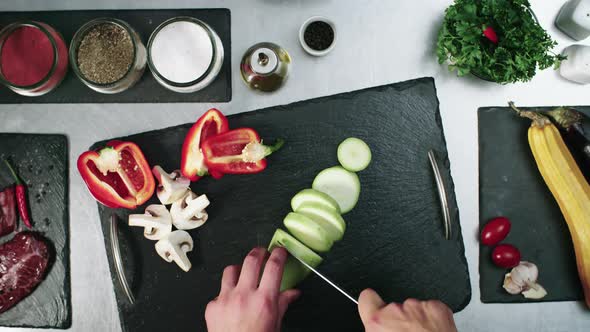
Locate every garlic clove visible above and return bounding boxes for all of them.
[523,283,547,299]
[503,261,547,299]
[503,273,523,294]
[511,261,538,285]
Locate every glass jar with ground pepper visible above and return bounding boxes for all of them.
[0,21,68,96]
[70,18,146,94]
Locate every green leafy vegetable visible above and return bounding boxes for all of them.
[437,0,566,84]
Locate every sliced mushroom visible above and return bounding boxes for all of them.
[128,204,172,240]
[152,165,190,205]
[155,230,194,272]
[170,191,210,230]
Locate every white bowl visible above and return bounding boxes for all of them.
[299,16,336,56]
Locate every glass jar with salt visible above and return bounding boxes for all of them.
[147,17,224,93]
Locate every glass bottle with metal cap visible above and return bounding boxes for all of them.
[240,42,290,92]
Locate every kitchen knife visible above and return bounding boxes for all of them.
[281,246,358,305]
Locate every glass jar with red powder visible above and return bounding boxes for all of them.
[0,21,68,96]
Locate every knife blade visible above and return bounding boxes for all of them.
[281,246,358,305]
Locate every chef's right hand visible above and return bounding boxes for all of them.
[358,289,457,332]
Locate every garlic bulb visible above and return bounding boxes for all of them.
[503,274,522,295]
[503,261,547,299]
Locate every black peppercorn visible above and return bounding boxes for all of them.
[77,23,134,84]
[304,21,334,51]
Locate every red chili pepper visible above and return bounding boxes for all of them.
[202,128,284,174]
[483,26,498,44]
[77,141,155,209]
[3,160,32,228]
[181,109,229,181]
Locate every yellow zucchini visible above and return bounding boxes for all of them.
[511,102,590,307]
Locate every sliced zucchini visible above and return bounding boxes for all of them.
[337,137,372,172]
[295,202,346,242]
[291,188,341,214]
[284,212,334,252]
[268,229,323,291]
[312,166,360,214]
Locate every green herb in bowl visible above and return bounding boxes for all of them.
[436,0,566,84]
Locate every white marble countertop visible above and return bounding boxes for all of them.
[1,0,589,331]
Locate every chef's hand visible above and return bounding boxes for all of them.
[358,289,457,332]
[205,247,300,332]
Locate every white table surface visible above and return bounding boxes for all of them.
[1,0,590,331]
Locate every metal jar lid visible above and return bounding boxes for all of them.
[240,42,291,92]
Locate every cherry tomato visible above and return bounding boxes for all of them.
[481,217,511,246]
[492,244,521,268]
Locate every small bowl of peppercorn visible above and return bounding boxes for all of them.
[299,16,336,57]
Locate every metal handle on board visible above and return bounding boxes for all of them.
[110,214,135,305]
[428,150,451,240]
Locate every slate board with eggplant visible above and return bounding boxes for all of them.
[479,106,590,303]
[93,78,471,332]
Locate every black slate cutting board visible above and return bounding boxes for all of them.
[0,134,70,328]
[0,9,231,103]
[479,106,590,303]
[94,78,471,332]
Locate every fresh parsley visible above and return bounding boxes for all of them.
[437,0,565,84]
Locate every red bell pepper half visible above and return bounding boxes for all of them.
[77,141,155,209]
[201,128,284,174]
[181,108,229,181]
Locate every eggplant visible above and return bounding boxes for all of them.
[543,107,590,182]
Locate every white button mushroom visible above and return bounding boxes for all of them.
[155,230,194,272]
[128,204,173,240]
[170,191,210,230]
[152,166,191,205]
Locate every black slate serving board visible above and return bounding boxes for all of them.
[479,106,590,303]
[0,9,231,103]
[0,134,70,328]
[94,78,471,332]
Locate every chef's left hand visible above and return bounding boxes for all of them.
[205,247,301,332]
